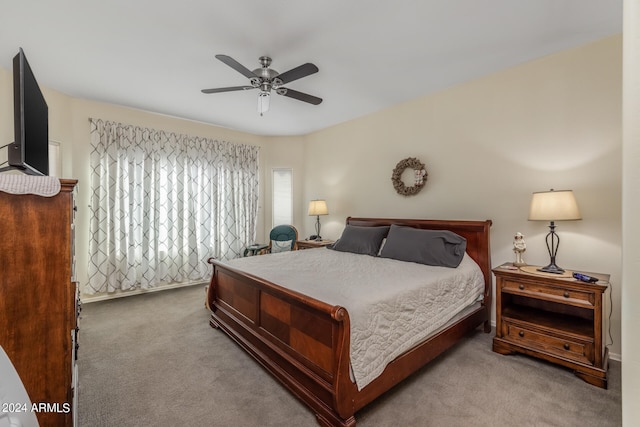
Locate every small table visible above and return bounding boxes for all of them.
[492,262,609,388]
[244,243,268,257]
[296,239,334,250]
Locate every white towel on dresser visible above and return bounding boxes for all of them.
[0,174,60,197]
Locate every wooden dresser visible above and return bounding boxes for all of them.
[0,179,79,426]
[492,263,609,388]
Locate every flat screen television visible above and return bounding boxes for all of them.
[3,48,49,176]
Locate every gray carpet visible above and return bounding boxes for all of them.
[78,285,621,427]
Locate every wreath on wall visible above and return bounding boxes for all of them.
[391,157,428,196]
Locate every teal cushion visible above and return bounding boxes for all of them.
[270,225,297,242]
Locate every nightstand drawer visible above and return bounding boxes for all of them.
[501,279,595,307]
[503,320,594,365]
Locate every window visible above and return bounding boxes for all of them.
[48,140,61,177]
[272,168,292,227]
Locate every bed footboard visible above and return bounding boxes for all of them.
[207,258,358,427]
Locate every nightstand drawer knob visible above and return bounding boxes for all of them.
[518,331,525,337]
[564,292,570,298]
[519,284,525,290]
[564,343,570,350]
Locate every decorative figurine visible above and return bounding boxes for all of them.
[513,232,527,266]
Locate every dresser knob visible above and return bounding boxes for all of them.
[563,292,570,298]
[519,284,525,290]
[519,331,524,337]
[564,343,570,350]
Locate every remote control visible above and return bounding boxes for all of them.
[572,272,599,283]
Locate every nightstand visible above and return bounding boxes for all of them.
[244,243,268,256]
[492,263,609,388]
[296,239,334,249]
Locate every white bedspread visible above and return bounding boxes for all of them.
[223,248,484,390]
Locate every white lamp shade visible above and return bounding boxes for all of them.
[308,200,328,216]
[528,190,581,221]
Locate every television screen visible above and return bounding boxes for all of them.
[7,48,49,176]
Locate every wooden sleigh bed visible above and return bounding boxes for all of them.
[206,217,492,426]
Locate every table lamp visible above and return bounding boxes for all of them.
[308,200,328,241]
[528,189,581,274]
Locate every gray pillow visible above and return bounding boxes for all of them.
[379,224,467,268]
[329,225,390,256]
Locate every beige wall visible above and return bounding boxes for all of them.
[622,0,640,422]
[0,36,626,363]
[0,66,12,165]
[303,36,623,358]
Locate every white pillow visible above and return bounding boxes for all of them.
[271,239,293,253]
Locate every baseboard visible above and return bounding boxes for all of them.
[608,351,621,362]
[81,280,208,304]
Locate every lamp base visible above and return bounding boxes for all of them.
[314,215,322,242]
[537,263,565,274]
[539,223,565,274]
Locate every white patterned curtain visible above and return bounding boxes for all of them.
[86,119,259,294]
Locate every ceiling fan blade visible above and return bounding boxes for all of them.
[201,86,255,94]
[276,63,319,85]
[278,88,323,105]
[215,54,257,79]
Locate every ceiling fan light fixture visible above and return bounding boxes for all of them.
[257,91,270,116]
[203,55,322,113]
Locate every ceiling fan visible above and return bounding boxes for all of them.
[202,55,322,116]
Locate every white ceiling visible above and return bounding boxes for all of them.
[0,1,622,136]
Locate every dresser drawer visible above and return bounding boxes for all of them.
[501,279,595,308]
[502,320,594,365]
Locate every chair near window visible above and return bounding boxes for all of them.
[260,225,299,254]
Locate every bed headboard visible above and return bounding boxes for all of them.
[345,217,493,293]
